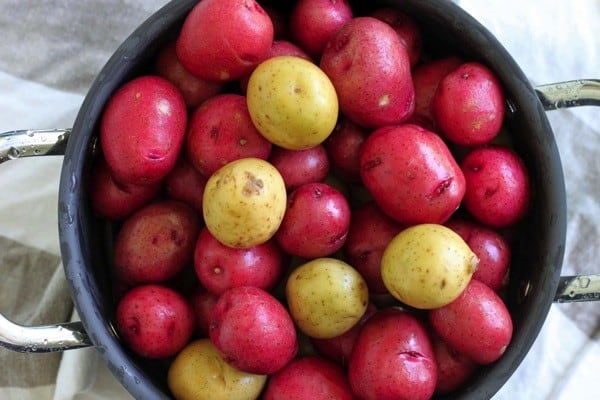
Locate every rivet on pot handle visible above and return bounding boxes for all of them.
[0,128,93,352]
[535,79,600,303]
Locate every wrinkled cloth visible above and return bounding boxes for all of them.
[0,1,597,399]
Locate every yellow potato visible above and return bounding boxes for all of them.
[167,339,266,400]
[285,257,369,339]
[202,158,286,248]
[381,223,479,309]
[246,56,339,150]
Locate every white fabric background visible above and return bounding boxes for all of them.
[0,1,597,399]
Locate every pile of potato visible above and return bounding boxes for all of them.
[90,0,531,399]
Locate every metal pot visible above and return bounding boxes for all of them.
[0,0,598,399]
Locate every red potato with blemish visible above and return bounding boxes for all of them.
[461,145,531,228]
[116,284,195,359]
[154,41,223,109]
[348,308,438,400]
[176,0,274,82]
[445,217,511,292]
[429,279,513,365]
[209,286,298,375]
[276,182,351,259]
[89,157,161,221]
[113,200,201,285]
[430,332,478,395]
[324,116,369,183]
[289,0,353,57]
[320,17,415,129]
[359,123,466,225]
[433,61,506,146]
[164,152,207,213]
[344,201,404,294]
[268,145,330,192]
[100,75,187,186]
[262,355,356,400]
[410,56,463,130]
[193,227,284,296]
[370,7,423,67]
[186,94,272,178]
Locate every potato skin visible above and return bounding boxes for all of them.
[167,338,267,400]
[359,124,465,225]
[100,75,187,186]
[202,157,287,248]
[429,279,513,365]
[113,200,201,285]
[320,17,414,129]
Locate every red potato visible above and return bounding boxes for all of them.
[263,4,289,40]
[186,94,272,177]
[100,75,187,186]
[311,302,378,366]
[116,284,195,359]
[348,308,437,400]
[445,218,511,292]
[262,355,356,400]
[176,0,274,82]
[461,145,531,228]
[344,201,404,294]
[410,56,463,130]
[154,41,223,109]
[193,227,284,296]
[268,145,330,191]
[370,7,423,67]
[359,123,466,225]
[289,0,353,57]
[433,61,506,146]
[324,116,369,183]
[89,157,161,221]
[164,152,207,213]
[113,200,201,285]
[429,279,513,365]
[320,17,415,129]
[188,284,218,337]
[209,286,298,375]
[276,182,351,259]
[431,332,478,395]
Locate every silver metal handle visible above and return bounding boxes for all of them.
[0,128,93,352]
[535,80,600,303]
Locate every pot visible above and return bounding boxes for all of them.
[0,0,598,399]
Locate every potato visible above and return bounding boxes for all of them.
[246,56,339,150]
[167,338,267,400]
[268,145,330,191]
[430,332,477,395]
[370,7,423,67]
[113,200,201,285]
[188,285,218,337]
[164,152,208,213]
[320,17,414,129]
[461,145,531,228]
[276,182,351,259]
[289,0,354,57]
[285,257,369,339]
[359,124,466,225]
[262,355,355,400]
[348,308,437,400]
[381,224,479,309]
[186,94,272,177]
[100,75,187,186]
[116,284,195,359]
[202,157,287,248]
[176,0,273,82]
[429,279,513,365]
[433,61,506,146]
[209,286,298,375]
[323,116,368,183]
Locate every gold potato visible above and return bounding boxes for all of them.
[202,158,287,248]
[381,223,479,309]
[285,257,369,339]
[167,339,266,400]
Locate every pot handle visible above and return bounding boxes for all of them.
[534,79,600,303]
[0,128,93,352]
